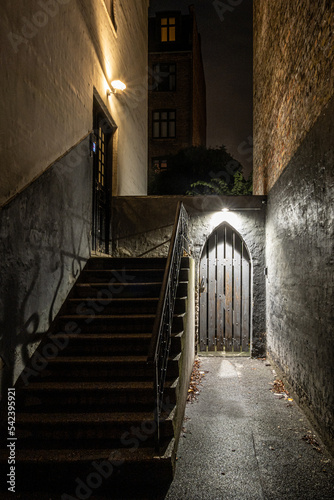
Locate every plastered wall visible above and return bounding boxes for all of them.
[0,0,150,396]
[0,0,149,207]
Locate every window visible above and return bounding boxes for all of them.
[153,158,168,174]
[98,126,106,187]
[152,110,176,138]
[161,17,176,42]
[104,0,117,29]
[152,64,176,92]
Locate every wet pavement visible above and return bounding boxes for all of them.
[165,356,334,500]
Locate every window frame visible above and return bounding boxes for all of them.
[152,63,176,92]
[160,16,176,42]
[152,110,176,139]
[152,158,168,174]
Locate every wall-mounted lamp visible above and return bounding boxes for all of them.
[221,208,230,212]
[107,80,126,96]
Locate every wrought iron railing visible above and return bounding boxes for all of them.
[147,202,189,452]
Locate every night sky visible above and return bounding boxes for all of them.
[149,0,253,176]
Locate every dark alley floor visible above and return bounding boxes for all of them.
[164,357,334,500]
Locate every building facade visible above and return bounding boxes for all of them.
[148,6,206,188]
[254,0,334,450]
[0,0,149,394]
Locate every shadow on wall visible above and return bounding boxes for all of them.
[0,138,92,399]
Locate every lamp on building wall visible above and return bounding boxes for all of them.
[107,80,126,96]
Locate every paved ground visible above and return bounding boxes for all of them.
[165,356,334,500]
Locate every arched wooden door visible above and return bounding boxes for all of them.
[199,224,251,353]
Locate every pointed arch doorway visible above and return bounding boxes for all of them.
[199,223,251,354]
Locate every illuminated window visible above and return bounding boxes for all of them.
[152,64,176,92]
[153,158,168,173]
[104,0,117,29]
[161,17,176,42]
[153,110,176,138]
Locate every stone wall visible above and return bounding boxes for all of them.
[112,195,266,356]
[0,0,149,206]
[253,0,334,195]
[265,95,334,451]
[0,137,92,395]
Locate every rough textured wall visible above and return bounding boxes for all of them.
[0,138,92,395]
[0,0,149,206]
[266,95,334,451]
[112,195,266,356]
[253,0,334,195]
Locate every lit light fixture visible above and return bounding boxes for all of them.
[107,80,126,96]
[221,208,230,212]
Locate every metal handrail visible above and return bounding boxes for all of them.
[147,201,189,452]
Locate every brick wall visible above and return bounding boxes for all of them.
[148,8,206,186]
[148,52,193,163]
[191,6,207,147]
[253,0,334,195]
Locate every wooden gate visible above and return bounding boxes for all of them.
[199,224,251,353]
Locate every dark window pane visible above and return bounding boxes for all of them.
[153,122,160,138]
[161,122,168,137]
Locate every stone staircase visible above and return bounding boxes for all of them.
[0,257,190,496]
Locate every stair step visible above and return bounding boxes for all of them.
[14,412,174,449]
[78,269,165,284]
[16,411,163,424]
[0,446,174,491]
[72,281,188,299]
[86,257,167,270]
[17,380,178,411]
[64,297,186,315]
[52,332,152,355]
[36,355,179,381]
[78,268,189,284]
[0,445,172,466]
[52,332,182,356]
[57,313,185,333]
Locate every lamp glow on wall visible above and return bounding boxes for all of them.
[107,80,126,96]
